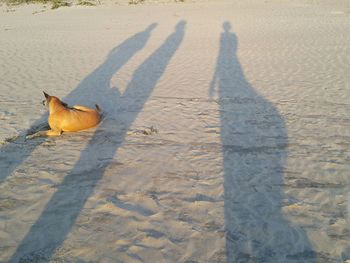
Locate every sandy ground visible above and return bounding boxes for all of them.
[0,0,350,262]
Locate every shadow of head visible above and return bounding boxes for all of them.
[223,21,232,32]
[176,20,187,31]
[147,23,158,32]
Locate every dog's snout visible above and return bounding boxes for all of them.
[42,100,46,106]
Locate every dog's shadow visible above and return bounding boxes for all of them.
[8,21,186,262]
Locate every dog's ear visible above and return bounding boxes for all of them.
[43,91,50,99]
[61,101,68,108]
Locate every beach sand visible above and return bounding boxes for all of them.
[0,0,350,262]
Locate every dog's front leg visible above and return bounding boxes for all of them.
[26,129,62,139]
[45,129,63,136]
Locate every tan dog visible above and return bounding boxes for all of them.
[31,92,101,137]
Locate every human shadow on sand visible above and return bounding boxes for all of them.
[0,23,158,183]
[210,22,316,262]
[9,21,186,262]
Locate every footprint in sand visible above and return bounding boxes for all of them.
[106,196,155,217]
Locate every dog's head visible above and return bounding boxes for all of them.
[43,91,69,110]
[42,91,51,108]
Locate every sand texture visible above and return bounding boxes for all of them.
[0,0,350,262]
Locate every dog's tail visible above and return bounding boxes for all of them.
[95,104,102,113]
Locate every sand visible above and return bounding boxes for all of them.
[0,0,350,262]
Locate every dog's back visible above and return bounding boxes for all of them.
[48,96,101,132]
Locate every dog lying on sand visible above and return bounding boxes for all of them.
[28,92,101,137]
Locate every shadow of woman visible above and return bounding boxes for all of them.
[9,21,186,262]
[0,23,157,183]
[210,22,316,262]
